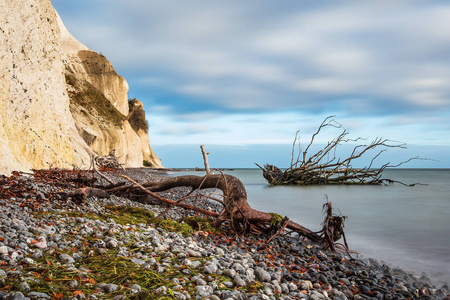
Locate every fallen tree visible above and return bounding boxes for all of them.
[63,165,349,253]
[256,116,426,186]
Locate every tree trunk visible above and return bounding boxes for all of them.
[142,174,321,242]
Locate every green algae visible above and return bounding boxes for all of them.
[184,216,218,234]
[268,212,283,227]
[10,206,269,298]
[105,205,155,226]
[156,219,193,236]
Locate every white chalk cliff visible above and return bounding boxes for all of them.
[0,0,161,175]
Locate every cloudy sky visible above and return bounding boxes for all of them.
[53,0,450,168]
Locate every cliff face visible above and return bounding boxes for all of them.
[61,16,161,168]
[0,0,82,174]
[0,0,161,174]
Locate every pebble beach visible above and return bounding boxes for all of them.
[0,169,448,300]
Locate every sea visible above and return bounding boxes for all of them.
[170,168,450,285]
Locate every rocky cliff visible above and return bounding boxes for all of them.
[0,0,161,175]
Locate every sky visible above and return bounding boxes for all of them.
[53,0,450,168]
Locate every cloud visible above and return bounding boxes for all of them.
[53,0,450,152]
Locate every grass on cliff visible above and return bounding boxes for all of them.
[128,98,149,133]
[66,73,127,127]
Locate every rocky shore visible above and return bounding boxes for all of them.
[0,169,448,300]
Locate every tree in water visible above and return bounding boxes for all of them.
[256,116,425,186]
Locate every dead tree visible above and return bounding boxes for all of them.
[256,116,425,185]
[65,144,352,252]
[67,169,348,251]
[131,174,321,240]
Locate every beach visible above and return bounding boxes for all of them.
[0,169,448,299]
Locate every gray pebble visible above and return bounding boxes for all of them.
[104,283,119,293]
[255,267,271,282]
[27,291,51,299]
[18,281,30,293]
[129,283,141,291]
[195,278,207,286]
[223,268,236,278]
[233,275,246,287]
[156,286,167,294]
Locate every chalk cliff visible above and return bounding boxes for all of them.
[0,0,161,175]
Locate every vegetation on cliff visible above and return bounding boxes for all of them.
[128,99,149,133]
[66,73,127,128]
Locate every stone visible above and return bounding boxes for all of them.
[156,286,167,294]
[18,281,30,293]
[300,280,312,291]
[69,280,79,289]
[203,264,218,274]
[281,283,289,294]
[130,283,142,292]
[59,254,75,264]
[9,292,26,300]
[233,275,246,287]
[27,292,51,299]
[187,249,201,257]
[131,258,146,265]
[255,268,271,282]
[195,278,207,286]
[223,268,237,278]
[194,285,213,297]
[104,283,119,293]
[106,239,118,249]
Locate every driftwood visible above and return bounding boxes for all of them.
[70,168,350,252]
[94,150,123,170]
[200,145,211,174]
[67,145,351,251]
[256,116,428,186]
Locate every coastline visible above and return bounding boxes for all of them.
[0,169,448,299]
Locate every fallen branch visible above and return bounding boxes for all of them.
[120,175,219,218]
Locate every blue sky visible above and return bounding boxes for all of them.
[53,0,450,168]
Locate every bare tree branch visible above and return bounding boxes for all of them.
[258,116,427,186]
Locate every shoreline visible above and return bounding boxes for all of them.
[0,169,448,299]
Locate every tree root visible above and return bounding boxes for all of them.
[60,168,349,252]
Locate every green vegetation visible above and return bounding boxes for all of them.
[17,248,166,298]
[268,212,283,227]
[268,212,288,234]
[66,74,127,127]
[185,216,218,234]
[0,204,267,299]
[128,98,149,133]
[104,205,156,225]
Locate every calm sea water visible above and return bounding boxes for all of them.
[171,168,450,284]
